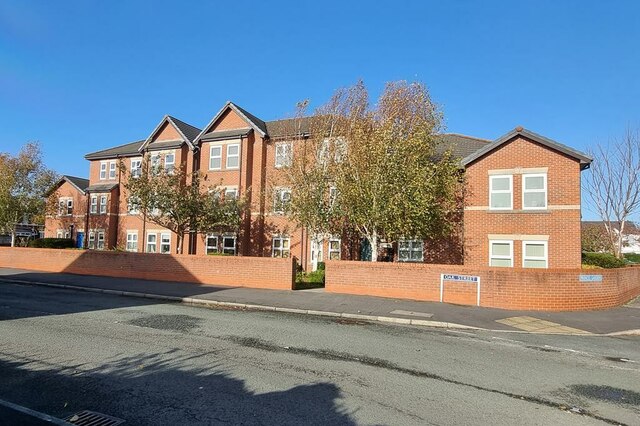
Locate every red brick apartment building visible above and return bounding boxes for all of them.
[45,102,592,270]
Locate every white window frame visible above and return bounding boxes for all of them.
[522,240,548,268]
[131,157,142,178]
[97,231,105,250]
[160,233,171,254]
[56,230,63,239]
[222,235,236,255]
[272,235,290,258]
[209,146,222,170]
[275,142,292,168]
[99,162,107,180]
[66,199,73,215]
[522,173,548,210]
[398,239,424,262]
[226,144,240,169]
[90,195,97,214]
[489,240,513,267]
[489,175,513,210]
[126,231,138,252]
[164,152,175,174]
[88,231,95,249]
[109,161,117,179]
[205,235,219,254]
[146,233,157,253]
[127,195,140,215]
[99,195,107,214]
[273,187,292,214]
[224,188,238,200]
[328,238,341,260]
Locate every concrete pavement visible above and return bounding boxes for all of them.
[0,267,638,335]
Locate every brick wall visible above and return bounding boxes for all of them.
[0,247,295,290]
[325,260,640,311]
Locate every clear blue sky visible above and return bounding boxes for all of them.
[1,0,639,216]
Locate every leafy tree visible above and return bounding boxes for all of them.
[0,142,58,237]
[123,159,243,254]
[281,80,463,261]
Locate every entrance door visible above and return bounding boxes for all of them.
[310,238,324,271]
[76,232,84,249]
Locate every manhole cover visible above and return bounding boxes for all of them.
[65,410,125,426]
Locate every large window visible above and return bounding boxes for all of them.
[126,232,138,252]
[275,142,292,168]
[523,241,548,268]
[398,239,423,262]
[222,235,236,255]
[489,240,513,267]
[90,196,97,214]
[97,231,105,250]
[160,233,171,254]
[205,234,237,255]
[273,188,292,214]
[99,195,108,214]
[109,161,117,179]
[100,162,107,180]
[328,238,341,260]
[272,236,290,258]
[146,234,157,253]
[88,231,95,249]
[226,144,240,169]
[209,146,222,170]
[131,158,142,178]
[523,174,547,210]
[489,175,512,210]
[164,152,175,174]
[206,235,219,254]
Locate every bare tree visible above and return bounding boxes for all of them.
[584,128,640,258]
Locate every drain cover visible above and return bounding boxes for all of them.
[65,410,125,426]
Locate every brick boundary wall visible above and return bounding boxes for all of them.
[0,247,295,290]
[325,260,640,311]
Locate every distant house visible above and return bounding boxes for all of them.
[582,221,640,254]
[44,175,90,247]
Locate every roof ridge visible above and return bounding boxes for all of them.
[168,115,202,131]
[440,132,492,142]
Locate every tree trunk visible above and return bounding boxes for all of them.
[176,233,183,255]
[369,230,378,262]
[616,221,626,259]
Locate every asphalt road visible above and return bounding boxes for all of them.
[0,282,639,425]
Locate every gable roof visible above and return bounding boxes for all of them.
[85,140,145,160]
[265,117,312,138]
[138,115,201,152]
[46,175,89,196]
[194,101,267,144]
[461,127,593,169]
[434,133,492,159]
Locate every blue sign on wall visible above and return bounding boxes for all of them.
[579,274,603,282]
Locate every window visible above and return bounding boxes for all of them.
[328,238,341,260]
[150,153,161,174]
[523,241,548,268]
[224,188,238,200]
[99,195,107,214]
[209,146,222,170]
[206,235,219,254]
[275,142,292,168]
[523,174,547,210]
[319,137,346,164]
[164,152,175,174]
[56,230,63,239]
[272,236,290,258]
[90,196,97,214]
[226,144,240,169]
[489,175,513,210]
[160,233,171,254]
[329,186,338,207]
[88,232,95,249]
[97,231,105,250]
[126,232,138,252]
[57,200,65,216]
[100,162,107,180]
[273,188,292,214]
[489,240,513,267]
[222,235,236,255]
[131,158,142,178]
[109,161,117,179]
[64,231,70,239]
[398,239,423,262]
[66,199,73,215]
[146,234,157,253]
[127,196,140,214]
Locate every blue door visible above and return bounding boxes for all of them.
[76,232,84,248]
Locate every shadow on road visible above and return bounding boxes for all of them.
[0,351,357,425]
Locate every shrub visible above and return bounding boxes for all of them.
[317,261,325,271]
[624,253,640,264]
[28,238,75,249]
[582,252,626,269]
